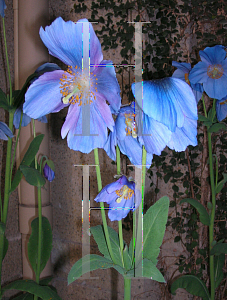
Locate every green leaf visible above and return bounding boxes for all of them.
[0,222,8,260]
[12,293,34,300]
[20,165,45,187]
[0,88,12,111]
[123,245,132,271]
[90,225,123,267]
[28,217,52,276]
[214,253,225,288]
[2,280,62,300]
[10,134,44,192]
[180,198,210,225]
[215,173,227,194]
[171,275,210,300]
[208,123,227,133]
[68,254,114,284]
[198,114,210,122]
[126,258,165,282]
[138,196,169,264]
[210,243,227,255]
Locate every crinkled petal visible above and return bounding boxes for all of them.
[65,102,108,153]
[94,60,121,113]
[132,78,197,132]
[138,114,172,155]
[94,187,118,205]
[167,118,197,151]
[200,45,226,65]
[216,99,227,121]
[108,198,131,221]
[40,17,103,68]
[189,61,209,84]
[118,136,153,168]
[172,61,191,73]
[203,76,227,100]
[24,70,69,119]
[94,94,115,131]
[104,129,117,161]
[0,0,6,18]
[0,121,13,140]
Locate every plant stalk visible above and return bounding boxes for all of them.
[124,277,131,300]
[94,148,115,263]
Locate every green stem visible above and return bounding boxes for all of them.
[94,148,116,264]
[135,146,146,275]
[124,277,131,300]
[2,18,12,104]
[10,112,23,183]
[116,146,124,267]
[202,96,216,300]
[208,130,216,300]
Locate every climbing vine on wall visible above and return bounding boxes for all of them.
[72,0,227,298]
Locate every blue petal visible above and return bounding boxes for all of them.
[167,118,197,151]
[0,0,6,18]
[35,62,61,74]
[203,76,227,100]
[0,121,13,140]
[108,198,131,221]
[216,99,227,121]
[138,114,172,155]
[94,60,121,113]
[13,108,31,129]
[104,129,117,161]
[172,61,191,73]
[132,78,197,132]
[189,61,209,84]
[40,17,103,68]
[94,93,115,131]
[24,70,68,119]
[65,102,109,153]
[200,45,226,65]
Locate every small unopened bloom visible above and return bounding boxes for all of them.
[43,163,55,182]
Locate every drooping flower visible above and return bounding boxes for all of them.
[0,0,6,18]
[23,17,121,153]
[104,103,153,168]
[216,98,227,121]
[43,162,55,182]
[0,121,13,140]
[14,63,60,129]
[172,61,203,103]
[94,175,141,221]
[189,45,227,100]
[131,77,198,152]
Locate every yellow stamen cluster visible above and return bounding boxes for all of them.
[124,113,137,138]
[59,65,98,106]
[115,185,134,203]
[207,64,224,79]
[184,73,191,85]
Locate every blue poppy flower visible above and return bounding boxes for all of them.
[14,63,60,129]
[131,78,198,152]
[43,163,55,182]
[23,17,121,153]
[189,45,227,100]
[0,0,6,18]
[0,121,13,140]
[216,98,227,121]
[94,175,141,221]
[172,61,203,103]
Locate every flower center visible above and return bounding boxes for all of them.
[124,113,137,138]
[60,66,98,106]
[207,64,224,79]
[115,185,134,203]
[184,73,190,85]
[220,99,227,105]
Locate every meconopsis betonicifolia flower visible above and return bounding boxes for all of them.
[23,17,121,153]
[94,175,141,221]
[131,77,198,153]
[189,45,227,100]
[104,103,153,168]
